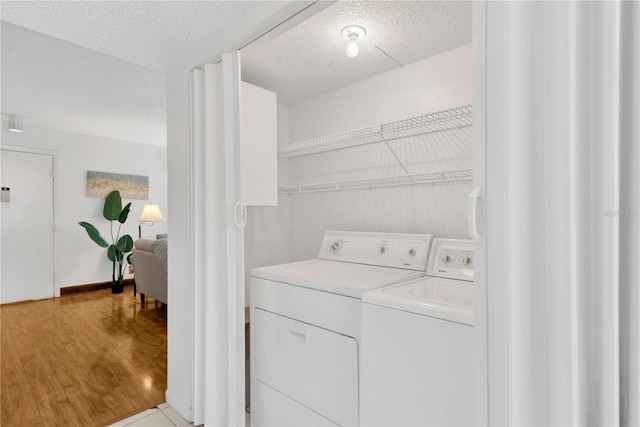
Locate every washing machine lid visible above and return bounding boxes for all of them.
[251,259,426,299]
[362,276,474,325]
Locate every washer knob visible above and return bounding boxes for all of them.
[463,256,472,265]
[408,248,416,256]
[330,240,343,254]
[380,246,386,254]
[443,254,451,263]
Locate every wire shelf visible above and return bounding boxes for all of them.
[278,105,473,158]
[279,169,473,195]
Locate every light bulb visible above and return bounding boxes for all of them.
[346,41,359,57]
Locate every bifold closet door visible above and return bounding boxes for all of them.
[478,1,640,425]
[191,51,246,427]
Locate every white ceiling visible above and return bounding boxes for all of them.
[1,1,285,72]
[0,1,471,146]
[0,0,288,146]
[2,22,167,146]
[242,1,472,105]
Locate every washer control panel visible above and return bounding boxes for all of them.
[319,231,434,271]
[427,238,474,281]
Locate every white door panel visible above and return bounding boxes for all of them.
[192,51,246,426]
[1,149,54,303]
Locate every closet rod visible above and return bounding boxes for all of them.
[279,169,473,195]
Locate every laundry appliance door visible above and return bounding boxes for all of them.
[361,300,474,426]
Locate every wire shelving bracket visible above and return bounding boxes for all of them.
[278,169,473,195]
[278,105,474,195]
[277,105,473,159]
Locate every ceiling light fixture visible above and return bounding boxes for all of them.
[341,25,366,58]
[8,115,23,133]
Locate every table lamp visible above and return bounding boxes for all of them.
[138,203,164,238]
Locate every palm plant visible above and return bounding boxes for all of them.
[79,190,134,293]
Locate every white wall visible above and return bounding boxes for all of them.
[1,121,167,294]
[165,68,193,419]
[285,44,473,260]
[289,44,472,142]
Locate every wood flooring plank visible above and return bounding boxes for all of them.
[38,399,84,427]
[1,289,167,427]
[1,382,44,426]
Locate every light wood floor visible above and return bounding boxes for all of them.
[1,287,167,427]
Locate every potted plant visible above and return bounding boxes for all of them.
[79,190,134,294]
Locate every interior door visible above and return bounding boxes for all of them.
[221,50,246,427]
[1,149,55,304]
[191,51,246,426]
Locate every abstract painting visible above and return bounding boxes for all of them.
[87,171,149,200]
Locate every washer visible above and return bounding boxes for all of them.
[250,231,434,427]
[360,238,475,426]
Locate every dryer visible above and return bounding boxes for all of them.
[250,231,434,426]
[360,238,475,426]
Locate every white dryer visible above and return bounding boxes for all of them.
[360,238,475,426]
[250,231,434,427]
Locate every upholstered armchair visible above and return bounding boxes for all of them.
[131,238,167,305]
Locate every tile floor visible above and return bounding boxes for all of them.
[109,403,193,427]
[110,403,252,426]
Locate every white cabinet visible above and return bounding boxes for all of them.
[240,82,277,206]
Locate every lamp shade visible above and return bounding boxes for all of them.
[138,204,164,222]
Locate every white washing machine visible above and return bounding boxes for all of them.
[250,231,434,427]
[360,238,475,426]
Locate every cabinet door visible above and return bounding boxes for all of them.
[240,82,277,206]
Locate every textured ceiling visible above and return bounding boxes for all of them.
[0,1,283,72]
[0,1,471,146]
[242,1,472,105]
[0,1,287,146]
[1,22,167,146]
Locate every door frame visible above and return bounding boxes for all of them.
[0,145,59,297]
[180,1,494,425]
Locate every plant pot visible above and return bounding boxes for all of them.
[112,282,124,294]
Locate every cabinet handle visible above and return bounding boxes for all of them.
[468,187,482,243]
[234,201,247,229]
[287,329,309,345]
[241,203,247,227]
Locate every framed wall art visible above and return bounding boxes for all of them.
[86,171,149,200]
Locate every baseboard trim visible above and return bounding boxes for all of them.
[60,278,134,295]
[166,390,193,423]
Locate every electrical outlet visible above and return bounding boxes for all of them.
[129,265,134,274]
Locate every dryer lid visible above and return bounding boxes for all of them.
[251,259,426,299]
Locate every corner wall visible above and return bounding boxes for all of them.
[1,123,167,294]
